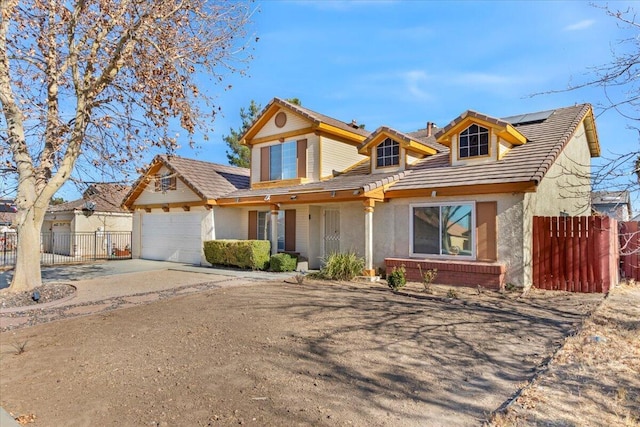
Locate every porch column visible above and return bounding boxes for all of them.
[270,204,279,255]
[363,199,376,277]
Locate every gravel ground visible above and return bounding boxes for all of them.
[0,284,76,309]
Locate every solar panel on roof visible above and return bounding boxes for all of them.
[502,109,555,125]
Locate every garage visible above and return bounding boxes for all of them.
[140,212,204,264]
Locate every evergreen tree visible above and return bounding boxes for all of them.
[224,100,261,168]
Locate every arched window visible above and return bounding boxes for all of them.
[376,138,399,167]
[459,124,489,158]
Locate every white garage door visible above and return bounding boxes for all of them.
[141,212,203,264]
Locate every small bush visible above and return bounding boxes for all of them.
[418,265,437,293]
[319,251,364,281]
[387,265,407,291]
[270,253,297,272]
[11,339,28,355]
[203,240,270,270]
[446,288,458,299]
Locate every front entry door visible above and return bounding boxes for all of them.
[323,209,340,257]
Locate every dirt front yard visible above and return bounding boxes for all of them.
[0,280,602,426]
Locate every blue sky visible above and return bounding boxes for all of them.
[61,0,639,209]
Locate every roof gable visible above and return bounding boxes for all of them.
[434,110,527,146]
[358,127,437,157]
[123,155,250,208]
[49,183,131,213]
[240,98,370,146]
[386,103,599,196]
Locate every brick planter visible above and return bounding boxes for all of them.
[385,258,506,290]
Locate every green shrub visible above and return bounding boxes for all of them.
[319,251,364,281]
[203,240,270,270]
[270,253,297,272]
[387,265,407,291]
[418,265,437,293]
[446,288,458,299]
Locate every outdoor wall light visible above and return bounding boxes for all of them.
[331,191,336,198]
[431,190,437,197]
[290,195,297,200]
[264,195,271,201]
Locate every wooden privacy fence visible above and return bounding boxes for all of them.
[620,221,640,281]
[532,216,618,293]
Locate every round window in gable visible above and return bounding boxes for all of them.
[275,111,287,128]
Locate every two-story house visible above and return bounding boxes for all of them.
[124,97,600,288]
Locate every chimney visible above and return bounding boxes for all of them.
[350,119,359,129]
[426,122,434,137]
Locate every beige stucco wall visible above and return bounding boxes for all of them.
[211,206,244,240]
[526,122,593,217]
[517,122,593,287]
[135,166,201,205]
[131,210,142,259]
[372,193,527,285]
[43,211,132,234]
[72,212,132,233]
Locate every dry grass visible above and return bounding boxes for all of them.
[487,279,640,427]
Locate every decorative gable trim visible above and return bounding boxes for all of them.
[435,111,527,147]
[240,98,368,147]
[123,155,207,209]
[358,127,437,157]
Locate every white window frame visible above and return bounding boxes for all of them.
[257,211,285,252]
[269,141,297,181]
[376,138,400,168]
[459,124,489,159]
[409,201,476,259]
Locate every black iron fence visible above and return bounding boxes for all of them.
[1,231,132,266]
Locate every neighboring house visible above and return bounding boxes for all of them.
[0,199,17,230]
[591,190,632,221]
[124,98,600,288]
[43,183,132,256]
[123,157,250,264]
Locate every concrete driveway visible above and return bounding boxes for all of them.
[1,259,296,289]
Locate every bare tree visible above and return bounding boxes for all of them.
[0,0,254,292]
[560,6,639,191]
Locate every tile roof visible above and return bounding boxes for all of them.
[123,155,251,207]
[358,126,438,155]
[158,155,250,200]
[48,183,131,213]
[406,128,449,152]
[388,104,593,192]
[433,110,514,140]
[591,190,630,205]
[224,161,407,199]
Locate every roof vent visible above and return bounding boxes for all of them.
[82,201,96,217]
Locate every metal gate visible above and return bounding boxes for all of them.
[323,209,340,257]
[1,231,132,267]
